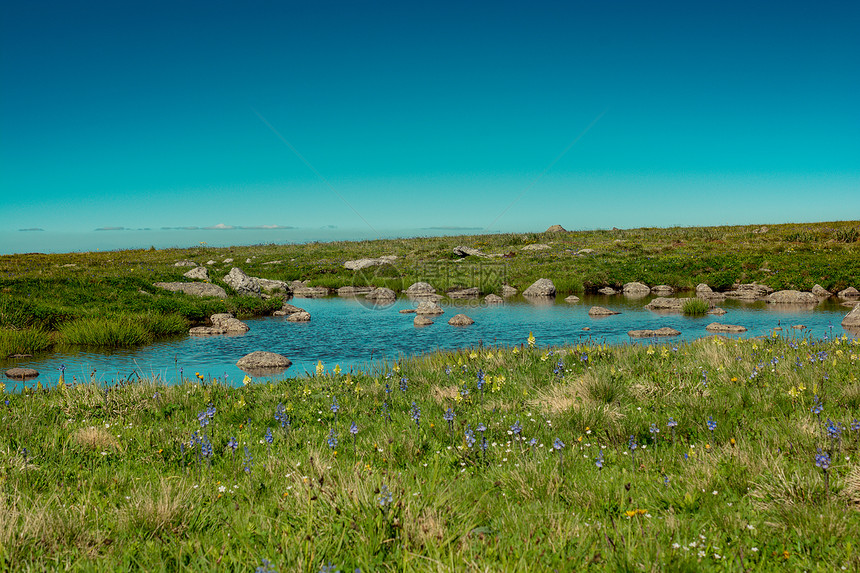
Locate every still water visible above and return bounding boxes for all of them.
[3,294,854,391]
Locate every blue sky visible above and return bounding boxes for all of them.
[1,1,858,253]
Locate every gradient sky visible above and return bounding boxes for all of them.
[1,1,858,253]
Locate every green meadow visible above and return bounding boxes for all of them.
[1,221,859,354]
[2,334,859,571]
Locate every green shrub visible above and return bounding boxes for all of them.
[59,315,151,347]
[0,327,53,356]
[681,298,709,316]
[140,313,188,338]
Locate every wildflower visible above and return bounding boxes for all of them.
[553,438,565,451]
[852,419,860,432]
[445,366,452,376]
[378,484,393,508]
[243,446,253,474]
[595,450,604,469]
[316,361,324,376]
[649,423,659,438]
[553,360,564,377]
[527,332,535,347]
[201,435,213,459]
[465,426,476,448]
[227,437,238,453]
[411,402,421,427]
[706,416,716,432]
[264,428,273,445]
[349,421,358,435]
[255,558,277,573]
[510,420,522,437]
[811,395,824,417]
[330,397,339,414]
[327,428,338,449]
[815,448,831,471]
[400,376,408,392]
[628,435,637,452]
[476,369,485,391]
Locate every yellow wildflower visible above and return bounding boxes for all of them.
[528,331,535,347]
[316,361,324,376]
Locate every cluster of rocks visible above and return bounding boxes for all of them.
[189,313,250,336]
[342,255,398,271]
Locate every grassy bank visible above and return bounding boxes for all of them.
[2,333,859,570]
[1,221,858,354]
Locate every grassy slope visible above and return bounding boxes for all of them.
[1,335,859,571]
[1,220,858,353]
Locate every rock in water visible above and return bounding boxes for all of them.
[622,282,651,297]
[236,351,292,375]
[838,287,860,299]
[448,314,475,326]
[589,306,620,316]
[366,287,396,301]
[766,290,818,304]
[598,287,617,295]
[842,305,860,331]
[627,327,681,338]
[705,323,747,333]
[5,367,39,380]
[415,301,444,315]
[501,285,518,297]
[812,284,831,297]
[523,278,556,297]
[286,311,311,322]
[223,268,260,296]
[405,282,436,295]
[564,295,580,303]
[414,315,433,327]
[484,294,504,304]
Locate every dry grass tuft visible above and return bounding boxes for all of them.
[431,385,460,405]
[840,465,860,510]
[72,426,122,452]
[122,479,191,537]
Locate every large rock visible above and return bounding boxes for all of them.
[183,266,210,281]
[501,285,518,297]
[173,260,197,267]
[236,351,292,375]
[448,314,475,326]
[522,244,550,251]
[286,311,311,322]
[651,285,674,296]
[589,306,620,316]
[414,315,434,327]
[484,294,504,304]
[366,287,396,301]
[448,287,480,299]
[706,323,747,333]
[598,287,617,295]
[622,282,651,297]
[223,268,260,296]
[724,283,773,300]
[523,278,556,297]
[405,282,436,295]
[343,256,397,271]
[812,284,832,297]
[766,290,818,304]
[645,297,682,311]
[453,246,485,257]
[546,224,566,233]
[292,285,330,298]
[838,287,860,299]
[696,284,713,295]
[254,278,290,293]
[564,295,580,303]
[189,326,226,335]
[628,327,681,338]
[5,367,38,380]
[153,282,227,298]
[415,301,444,315]
[337,286,374,296]
[211,313,250,333]
[842,305,860,330]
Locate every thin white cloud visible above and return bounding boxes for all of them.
[18,227,45,232]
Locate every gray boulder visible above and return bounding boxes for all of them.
[766,290,818,304]
[236,351,292,375]
[5,367,38,380]
[405,282,436,295]
[838,287,860,299]
[286,311,311,322]
[223,268,260,296]
[183,266,210,281]
[622,282,651,296]
[210,313,250,333]
[448,314,475,326]
[546,224,566,233]
[484,294,504,304]
[453,246,485,257]
[337,286,374,296]
[589,306,620,316]
[173,260,197,267]
[564,295,580,303]
[292,285,330,298]
[812,284,832,297]
[448,287,480,299]
[414,315,434,327]
[627,327,681,338]
[416,301,445,315]
[366,287,396,301]
[153,282,227,298]
[523,278,556,297]
[651,285,674,295]
[724,283,773,300]
[842,305,860,330]
[576,248,595,255]
[598,287,617,295]
[343,257,397,271]
[705,323,747,333]
[254,278,290,293]
[696,284,713,295]
[709,307,727,315]
[501,285,518,297]
[189,326,226,335]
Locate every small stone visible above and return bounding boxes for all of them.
[5,367,39,380]
[484,294,504,304]
[522,243,550,250]
[405,282,436,295]
[183,266,209,281]
[414,315,434,327]
[448,314,475,326]
[236,351,291,374]
[597,287,617,295]
[286,311,311,322]
[366,287,397,301]
[709,307,727,315]
[564,295,580,303]
[189,326,227,335]
[589,306,620,316]
[622,282,650,296]
[582,327,591,331]
[705,323,747,333]
[173,260,197,267]
[651,285,674,295]
[627,327,681,338]
[791,324,806,330]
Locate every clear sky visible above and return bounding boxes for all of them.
[1,1,858,253]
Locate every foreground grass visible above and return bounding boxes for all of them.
[2,333,859,571]
[1,221,859,354]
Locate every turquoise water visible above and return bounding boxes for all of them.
[3,294,854,391]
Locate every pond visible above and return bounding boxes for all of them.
[3,294,855,391]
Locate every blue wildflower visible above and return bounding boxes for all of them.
[327,428,338,449]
